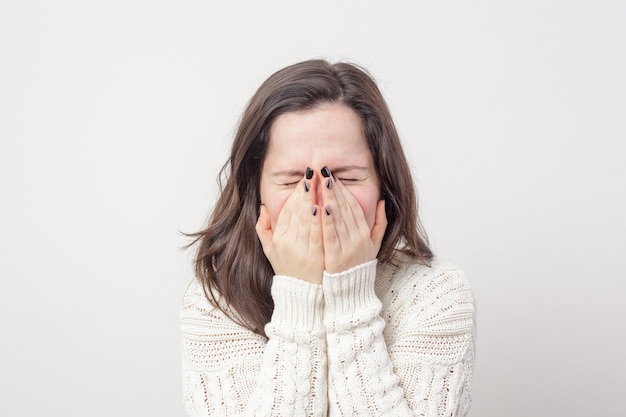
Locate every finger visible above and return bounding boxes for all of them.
[320,169,351,240]
[300,167,317,228]
[309,204,323,256]
[333,175,369,232]
[321,201,341,256]
[370,199,388,251]
[293,170,318,246]
[295,193,313,250]
[303,166,316,206]
[325,172,371,246]
[255,204,273,257]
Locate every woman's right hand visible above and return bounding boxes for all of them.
[256,172,324,284]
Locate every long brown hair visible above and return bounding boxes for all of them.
[188,59,433,337]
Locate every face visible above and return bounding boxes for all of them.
[260,103,381,230]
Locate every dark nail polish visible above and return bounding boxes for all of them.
[312,206,317,216]
[324,205,331,216]
[304,181,310,192]
[326,178,333,190]
[321,166,331,178]
[305,167,313,179]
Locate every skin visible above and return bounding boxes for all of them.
[255,103,388,284]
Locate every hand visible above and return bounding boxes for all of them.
[256,172,325,284]
[320,168,387,274]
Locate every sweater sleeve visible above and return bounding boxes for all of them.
[322,260,475,417]
[181,276,328,417]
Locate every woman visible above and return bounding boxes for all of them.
[181,59,475,416]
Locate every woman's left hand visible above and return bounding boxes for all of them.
[320,168,387,274]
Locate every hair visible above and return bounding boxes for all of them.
[187,59,433,337]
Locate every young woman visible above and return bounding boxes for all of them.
[181,59,476,416]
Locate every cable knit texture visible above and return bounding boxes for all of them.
[181,253,475,416]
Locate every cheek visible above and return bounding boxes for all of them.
[260,176,291,229]
[265,192,290,229]
[349,187,380,230]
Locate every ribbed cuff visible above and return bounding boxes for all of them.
[270,275,324,331]
[322,260,381,331]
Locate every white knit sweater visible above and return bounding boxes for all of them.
[181,254,475,416]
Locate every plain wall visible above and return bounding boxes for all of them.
[1,1,624,416]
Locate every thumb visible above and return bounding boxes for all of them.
[255,204,273,258]
[370,199,388,252]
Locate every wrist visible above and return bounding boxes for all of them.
[270,275,324,332]
[322,260,381,331]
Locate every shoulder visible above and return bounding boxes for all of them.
[181,278,263,341]
[376,252,475,336]
[376,252,473,299]
[181,277,219,320]
[181,278,266,372]
[180,278,223,335]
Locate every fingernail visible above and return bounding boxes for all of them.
[324,205,331,216]
[321,166,331,178]
[312,206,317,216]
[304,181,310,192]
[326,178,333,190]
[305,167,313,179]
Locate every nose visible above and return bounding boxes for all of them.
[314,176,324,208]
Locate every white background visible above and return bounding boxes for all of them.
[1,1,625,416]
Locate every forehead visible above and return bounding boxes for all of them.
[265,104,371,165]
